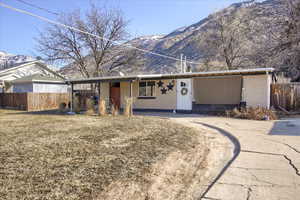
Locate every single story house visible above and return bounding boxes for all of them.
[11,74,68,93]
[67,68,274,113]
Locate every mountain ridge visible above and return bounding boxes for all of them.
[2,0,285,78]
[0,51,35,70]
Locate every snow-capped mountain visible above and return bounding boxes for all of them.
[129,35,165,49]
[0,51,61,73]
[0,51,35,70]
[130,0,284,74]
[59,0,285,77]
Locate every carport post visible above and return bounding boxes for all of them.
[98,82,101,100]
[130,81,133,115]
[71,83,74,112]
[129,81,133,98]
[98,82,101,95]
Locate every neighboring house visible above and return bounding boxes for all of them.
[0,60,65,92]
[67,68,274,113]
[12,74,68,93]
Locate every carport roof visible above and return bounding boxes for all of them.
[66,68,275,85]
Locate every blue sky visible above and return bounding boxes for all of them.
[0,0,243,57]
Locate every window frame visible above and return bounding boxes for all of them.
[138,81,156,98]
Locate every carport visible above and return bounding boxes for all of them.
[192,76,243,113]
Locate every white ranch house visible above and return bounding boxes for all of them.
[67,68,274,113]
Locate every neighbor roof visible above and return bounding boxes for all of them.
[12,74,66,84]
[0,60,65,80]
[67,68,275,85]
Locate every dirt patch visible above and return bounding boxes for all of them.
[0,110,209,200]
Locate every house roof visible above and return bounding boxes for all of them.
[0,60,65,80]
[12,74,66,84]
[67,68,275,85]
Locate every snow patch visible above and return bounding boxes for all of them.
[0,51,35,70]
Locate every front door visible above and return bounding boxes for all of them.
[110,82,121,109]
[176,79,192,111]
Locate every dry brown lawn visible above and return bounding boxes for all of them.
[0,110,209,200]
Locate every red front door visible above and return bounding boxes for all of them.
[110,83,121,109]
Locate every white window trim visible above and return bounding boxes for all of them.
[138,81,156,97]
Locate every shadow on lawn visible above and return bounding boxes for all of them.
[1,109,68,116]
[134,111,209,119]
[269,119,300,136]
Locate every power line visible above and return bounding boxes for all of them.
[0,2,202,65]
[13,0,59,16]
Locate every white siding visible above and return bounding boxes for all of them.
[120,80,177,110]
[243,74,271,108]
[33,83,68,93]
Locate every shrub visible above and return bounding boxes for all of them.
[124,97,133,117]
[58,102,67,113]
[111,104,119,116]
[99,99,106,116]
[85,98,95,115]
[226,107,278,120]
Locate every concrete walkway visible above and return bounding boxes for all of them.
[140,113,300,200]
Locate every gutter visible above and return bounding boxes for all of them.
[66,68,275,85]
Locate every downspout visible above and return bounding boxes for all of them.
[266,71,271,109]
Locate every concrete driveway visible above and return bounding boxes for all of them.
[139,113,300,200]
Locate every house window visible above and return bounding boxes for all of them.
[139,81,156,97]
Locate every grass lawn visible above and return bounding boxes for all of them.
[0,110,209,200]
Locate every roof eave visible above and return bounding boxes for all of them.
[66,68,275,84]
[12,80,66,84]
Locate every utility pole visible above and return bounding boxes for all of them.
[184,56,187,73]
[180,54,183,73]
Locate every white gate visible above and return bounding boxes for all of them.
[176,79,192,111]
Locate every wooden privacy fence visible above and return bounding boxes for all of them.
[271,83,300,111]
[0,93,70,111]
[0,93,27,110]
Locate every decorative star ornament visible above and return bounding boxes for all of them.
[157,80,164,88]
[161,87,168,94]
[167,82,174,91]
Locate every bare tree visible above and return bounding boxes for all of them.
[199,9,252,70]
[196,37,218,71]
[274,0,300,80]
[197,0,300,76]
[250,0,300,79]
[37,5,138,78]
